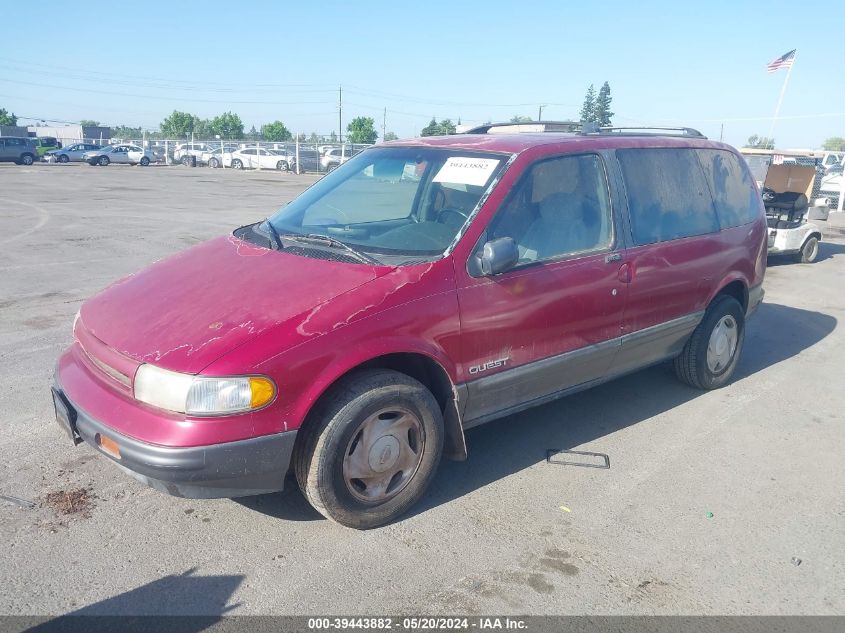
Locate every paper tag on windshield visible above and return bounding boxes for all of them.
[433,157,499,187]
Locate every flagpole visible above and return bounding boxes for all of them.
[768,50,796,145]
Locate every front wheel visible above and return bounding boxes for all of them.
[795,236,819,263]
[58,154,70,164]
[674,295,745,390]
[20,153,35,166]
[231,159,243,170]
[98,156,110,166]
[276,160,289,171]
[209,157,219,169]
[295,369,444,529]
[139,156,150,166]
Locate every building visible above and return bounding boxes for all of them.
[27,125,111,145]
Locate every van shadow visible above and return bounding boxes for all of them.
[25,567,243,632]
[241,302,836,524]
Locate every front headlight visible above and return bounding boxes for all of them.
[133,364,275,416]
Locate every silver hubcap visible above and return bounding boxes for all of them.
[707,315,738,373]
[807,239,818,261]
[343,407,424,503]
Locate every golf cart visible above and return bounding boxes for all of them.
[741,148,827,263]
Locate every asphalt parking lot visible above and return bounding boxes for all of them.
[1,163,843,616]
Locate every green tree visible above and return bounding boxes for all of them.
[580,84,596,123]
[0,108,17,126]
[308,132,320,143]
[746,135,775,149]
[510,115,532,123]
[347,116,378,144]
[79,119,100,127]
[421,118,457,136]
[823,137,845,151]
[192,117,213,139]
[160,110,197,138]
[438,119,456,135]
[421,118,439,136]
[210,111,244,139]
[594,82,613,126]
[261,121,292,142]
[111,125,142,139]
[383,131,399,141]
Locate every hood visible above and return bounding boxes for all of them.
[79,235,387,373]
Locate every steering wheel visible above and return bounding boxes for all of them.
[435,207,469,225]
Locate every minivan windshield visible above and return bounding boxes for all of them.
[262,147,507,263]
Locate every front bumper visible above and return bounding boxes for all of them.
[52,382,296,499]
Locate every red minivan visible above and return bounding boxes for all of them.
[53,124,766,528]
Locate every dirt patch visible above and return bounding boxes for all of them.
[43,487,94,518]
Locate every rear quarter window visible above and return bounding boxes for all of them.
[696,149,761,228]
[618,148,719,246]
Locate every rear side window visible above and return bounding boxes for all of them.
[618,148,719,245]
[696,149,761,228]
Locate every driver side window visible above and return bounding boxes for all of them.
[487,154,613,263]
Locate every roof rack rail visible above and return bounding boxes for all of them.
[580,124,706,138]
[463,121,707,139]
[463,121,580,134]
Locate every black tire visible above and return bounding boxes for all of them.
[674,295,745,390]
[98,156,110,166]
[139,156,150,166]
[58,154,69,164]
[794,236,819,263]
[295,369,444,529]
[231,159,243,170]
[209,157,219,169]
[20,153,34,166]
[276,160,289,171]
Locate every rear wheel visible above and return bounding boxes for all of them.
[58,154,70,164]
[276,160,289,171]
[674,295,745,390]
[231,159,243,170]
[139,156,150,166]
[209,157,220,168]
[295,369,444,529]
[794,236,819,263]
[98,156,110,166]
[20,153,34,166]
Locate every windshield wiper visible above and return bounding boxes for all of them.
[280,232,381,265]
[263,218,284,251]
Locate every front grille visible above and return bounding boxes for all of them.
[83,348,132,388]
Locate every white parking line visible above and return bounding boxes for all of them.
[1,198,50,244]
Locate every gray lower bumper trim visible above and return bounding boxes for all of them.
[58,387,296,499]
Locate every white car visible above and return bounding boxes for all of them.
[172,143,210,164]
[82,144,154,166]
[819,165,843,204]
[320,146,356,171]
[225,148,291,171]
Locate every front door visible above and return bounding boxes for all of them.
[457,153,627,424]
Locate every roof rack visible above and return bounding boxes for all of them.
[463,121,706,139]
[579,124,706,138]
[463,121,581,134]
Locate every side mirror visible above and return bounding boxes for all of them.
[479,237,519,276]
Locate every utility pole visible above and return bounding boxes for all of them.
[720,124,724,142]
[338,85,343,144]
[382,107,386,142]
[538,104,546,121]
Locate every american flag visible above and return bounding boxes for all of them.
[767,49,796,73]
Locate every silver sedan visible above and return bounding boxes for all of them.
[44,143,103,163]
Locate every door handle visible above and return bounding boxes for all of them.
[618,262,633,284]
[605,252,622,263]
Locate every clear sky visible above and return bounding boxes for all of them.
[1,0,843,148]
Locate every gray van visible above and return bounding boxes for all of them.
[0,137,37,165]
